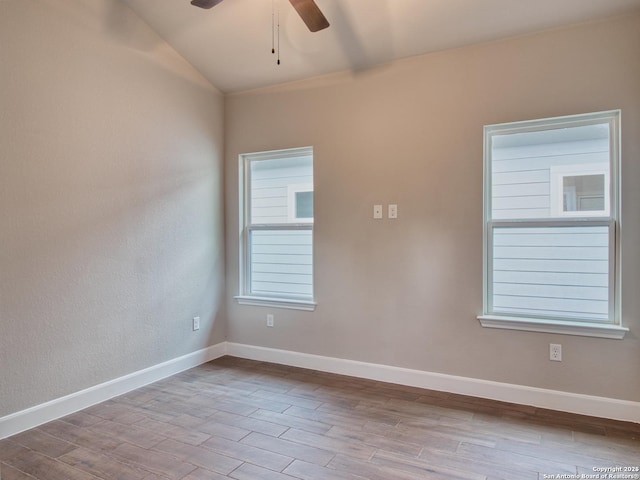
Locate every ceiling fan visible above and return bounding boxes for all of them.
[190,0,330,32]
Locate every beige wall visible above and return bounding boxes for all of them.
[0,0,226,417]
[1,1,637,421]
[225,14,640,401]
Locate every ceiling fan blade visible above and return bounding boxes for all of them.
[190,0,224,9]
[288,0,330,32]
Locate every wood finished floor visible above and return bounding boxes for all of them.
[1,356,639,480]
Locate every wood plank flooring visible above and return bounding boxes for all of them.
[1,356,639,480]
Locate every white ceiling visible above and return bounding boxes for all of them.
[123,0,640,93]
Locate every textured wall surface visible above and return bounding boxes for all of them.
[0,0,226,417]
[1,2,638,421]
[225,14,640,401]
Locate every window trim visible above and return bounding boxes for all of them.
[549,163,610,217]
[478,110,626,339]
[235,146,316,311]
[287,183,314,223]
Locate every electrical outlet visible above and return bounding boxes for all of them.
[192,316,200,331]
[550,343,562,362]
[388,204,398,219]
[266,314,274,327]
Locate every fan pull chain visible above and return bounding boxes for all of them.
[271,0,280,65]
[271,0,275,54]
[277,3,281,65]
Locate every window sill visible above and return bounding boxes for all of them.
[235,295,317,311]
[477,315,628,339]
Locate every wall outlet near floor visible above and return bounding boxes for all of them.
[192,316,200,331]
[266,314,274,327]
[550,343,562,361]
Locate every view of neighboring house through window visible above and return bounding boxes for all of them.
[236,147,315,310]
[479,110,625,338]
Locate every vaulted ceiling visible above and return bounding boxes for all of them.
[123,0,640,93]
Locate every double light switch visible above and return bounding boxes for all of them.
[373,204,398,219]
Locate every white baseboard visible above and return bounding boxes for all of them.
[225,342,640,424]
[2,341,637,440]
[0,343,226,440]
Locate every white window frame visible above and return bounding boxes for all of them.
[287,183,314,223]
[549,163,610,217]
[478,110,626,339]
[235,146,316,311]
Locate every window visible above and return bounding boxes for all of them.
[288,184,314,222]
[549,163,609,217]
[478,111,626,338]
[236,147,315,310]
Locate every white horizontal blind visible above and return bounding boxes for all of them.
[242,147,313,301]
[484,111,619,325]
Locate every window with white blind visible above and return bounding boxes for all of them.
[478,111,626,338]
[235,147,316,311]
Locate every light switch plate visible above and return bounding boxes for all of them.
[373,205,383,219]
